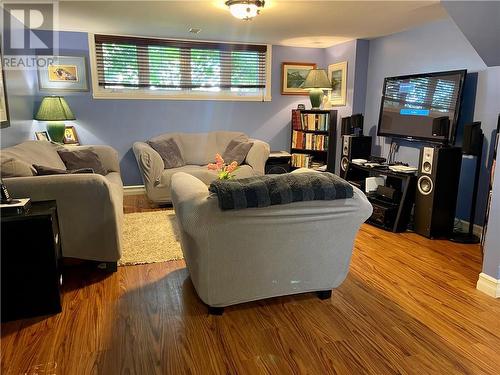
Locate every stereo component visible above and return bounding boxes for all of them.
[414,146,462,238]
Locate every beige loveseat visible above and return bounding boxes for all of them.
[1,141,123,265]
[133,131,270,204]
[171,170,373,313]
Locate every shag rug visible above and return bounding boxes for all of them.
[119,210,184,266]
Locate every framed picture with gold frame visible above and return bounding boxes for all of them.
[63,126,80,145]
[38,56,88,92]
[328,61,347,106]
[281,62,317,95]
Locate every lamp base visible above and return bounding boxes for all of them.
[308,88,324,109]
[46,122,66,143]
[449,231,480,244]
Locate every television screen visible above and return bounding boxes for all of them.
[377,70,466,143]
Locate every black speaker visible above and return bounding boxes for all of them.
[432,116,450,138]
[340,135,372,178]
[351,113,364,136]
[414,146,462,238]
[341,117,352,136]
[462,122,483,156]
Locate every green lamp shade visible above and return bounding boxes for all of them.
[303,69,331,109]
[35,96,75,121]
[35,96,75,143]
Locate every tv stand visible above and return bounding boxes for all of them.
[344,163,417,232]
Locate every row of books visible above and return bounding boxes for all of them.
[291,153,326,170]
[292,110,330,131]
[292,131,329,151]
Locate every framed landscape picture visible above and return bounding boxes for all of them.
[281,62,316,95]
[38,56,88,92]
[328,61,347,106]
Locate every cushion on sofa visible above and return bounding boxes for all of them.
[1,140,66,170]
[33,165,94,176]
[1,156,36,178]
[177,132,217,165]
[57,148,107,175]
[222,139,254,165]
[214,131,248,154]
[147,138,185,169]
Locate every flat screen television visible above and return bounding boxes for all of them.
[377,69,467,144]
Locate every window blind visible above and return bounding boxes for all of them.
[94,34,268,93]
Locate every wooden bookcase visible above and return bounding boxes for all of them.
[290,109,337,172]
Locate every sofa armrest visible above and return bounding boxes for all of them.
[4,174,122,261]
[66,144,121,173]
[245,139,270,175]
[132,142,164,188]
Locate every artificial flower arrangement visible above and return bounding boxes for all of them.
[208,153,239,180]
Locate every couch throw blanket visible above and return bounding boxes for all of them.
[209,172,354,210]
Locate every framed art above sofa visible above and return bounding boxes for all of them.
[37,55,89,92]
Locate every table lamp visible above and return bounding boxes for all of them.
[303,69,331,109]
[35,96,75,143]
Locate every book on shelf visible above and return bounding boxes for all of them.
[292,131,329,151]
[291,154,326,171]
[297,112,330,131]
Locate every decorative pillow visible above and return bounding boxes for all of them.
[147,138,185,169]
[1,157,36,178]
[57,149,107,176]
[222,139,254,165]
[33,165,95,176]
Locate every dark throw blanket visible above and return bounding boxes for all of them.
[209,172,354,210]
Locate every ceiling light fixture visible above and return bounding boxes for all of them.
[225,0,265,21]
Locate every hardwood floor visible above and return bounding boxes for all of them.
[2,195,499,374]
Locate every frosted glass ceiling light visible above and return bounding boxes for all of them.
[226,0,265,21]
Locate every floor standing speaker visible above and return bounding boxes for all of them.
[340,135,372,179]
[414,146,462,238]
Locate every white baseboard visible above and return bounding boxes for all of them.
[123,185,145,196]
[455,218,483,238]
[476,273,500,298]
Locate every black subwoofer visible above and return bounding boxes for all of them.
[414,146,462,238]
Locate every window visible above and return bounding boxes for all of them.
[91,34,271,101]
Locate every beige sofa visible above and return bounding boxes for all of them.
[170,170,373,314]
[1,141,123,266]
[133,131,270,204]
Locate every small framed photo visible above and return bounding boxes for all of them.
[281,62,317,95]
[35,131,50,141]
[63,126,80,145]
[328,61,348,106]
[38,56,88,92]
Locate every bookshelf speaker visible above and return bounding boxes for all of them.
[340,135,372,179]
[414,146,462,238]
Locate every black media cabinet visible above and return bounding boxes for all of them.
[344,163,417,232]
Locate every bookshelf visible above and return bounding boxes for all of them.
[290,109,337,172]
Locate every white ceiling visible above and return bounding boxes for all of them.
[56,0,448,48]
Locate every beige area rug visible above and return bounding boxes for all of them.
[119,210,184,266]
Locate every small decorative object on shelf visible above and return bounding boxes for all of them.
[290,109,337,172]
[208,153,239,180]
[35,131,50,141]
[63,125,80,145]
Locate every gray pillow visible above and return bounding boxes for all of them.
[57,149,107,176]
[33,165,95,176]
[222,139,254,165]
[1,157,36,178]
[147,138,185,169]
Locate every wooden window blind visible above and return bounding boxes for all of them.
[94,34,268,93]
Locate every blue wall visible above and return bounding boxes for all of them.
[1,31,363,185]
[362,18,498,225]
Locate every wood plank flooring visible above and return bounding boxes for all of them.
[2,194,499,374]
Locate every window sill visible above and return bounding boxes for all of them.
[92,90,272,102]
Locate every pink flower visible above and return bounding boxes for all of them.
[207,163,218,170]
[226,161,238,173]
[215,153,224,168]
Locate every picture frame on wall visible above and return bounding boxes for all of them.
[328,61,347,106]
[35,131,51,141]
[38,56,89,92]
[281,62,317,95]
[1,47,10,129]
[63,126,80,145]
